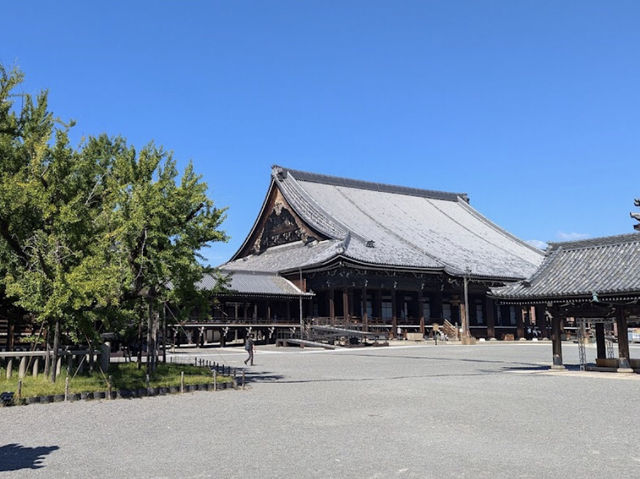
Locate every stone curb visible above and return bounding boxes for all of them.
[6,381,238,407]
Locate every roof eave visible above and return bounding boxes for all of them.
[229,179,277,262]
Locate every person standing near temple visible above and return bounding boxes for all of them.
[244,334,255,366]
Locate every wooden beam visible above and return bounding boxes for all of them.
[329,288,335,325]
[485,297,495,339]
[362,287,368,332]
[595,322,606,360]
[616,306,632,371]
[391,290,398,337]
[551,313,564,369]
[343,289,349,322]
[418,289,425,334]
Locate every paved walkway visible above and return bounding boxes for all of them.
[1,342,639,478]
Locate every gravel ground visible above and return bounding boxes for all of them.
[1,341,639,478]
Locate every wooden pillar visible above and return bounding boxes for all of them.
[391,290,398,337]
[286,301,291,322]
[348,289,355,318]
[267,304,271,322]
[418,290,425,334]
[8,319,15,351]
[551,314,564,368]
[362,287,368,332]
[432,288,443,322]
[535,305,547,339]
[343,289,350,323]
[243,303,248,321]
[234,303,239,321]
[329,288,335,325]
[595,322,606,360]
[486,297,496,339]
[253,303,258,322]
[375,290,382,323]
[616,306,632,371]
[517,307,526,339]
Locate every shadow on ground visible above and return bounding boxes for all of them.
[0,443,59,472]
[242,370,285,383]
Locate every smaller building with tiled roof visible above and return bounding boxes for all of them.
[491,233,640,304]
[491,232,640,372]
[200,270,313,299]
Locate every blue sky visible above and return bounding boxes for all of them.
[3,1,639,264]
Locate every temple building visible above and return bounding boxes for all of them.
[195,165,544,344]
[491,233,640,372]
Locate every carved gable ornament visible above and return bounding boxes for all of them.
[252,201,316,254]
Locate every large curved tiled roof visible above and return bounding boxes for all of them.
[269,166,543,280]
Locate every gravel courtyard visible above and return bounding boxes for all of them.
[1,342,639,478]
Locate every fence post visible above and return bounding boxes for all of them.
[32,358,39,377]
[18,356,26,379]
[65,376,70,402]
[108,375,113,400]
[17,378,23,401]
[145,374,150,394]
[213,370,217,391]
[6,359,12,379]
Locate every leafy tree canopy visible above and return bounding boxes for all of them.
[0,65,228,377]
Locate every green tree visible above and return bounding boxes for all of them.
[0,65,228,379]
[98,135,228,372]
[0,66,124,380]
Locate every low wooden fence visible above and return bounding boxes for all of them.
[0,347,109,379]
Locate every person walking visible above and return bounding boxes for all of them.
[244,335,255,366]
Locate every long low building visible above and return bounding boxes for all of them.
[192,165,544,344]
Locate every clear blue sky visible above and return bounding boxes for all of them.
[3,1,639,265]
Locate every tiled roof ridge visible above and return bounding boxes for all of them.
[218,268,281,276]
[273,165,469,203]
[548,232,640,251]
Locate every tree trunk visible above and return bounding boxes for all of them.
[88,345,94,374]
[162,303,167,364]
[7,317,14,351]
[44,327,51,377]
[50,319,60,383]
[136,318,143,370]
[146,300,158,374]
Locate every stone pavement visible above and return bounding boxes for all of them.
[1,342,639,478]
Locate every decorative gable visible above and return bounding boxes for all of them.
[237,184,325,258]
